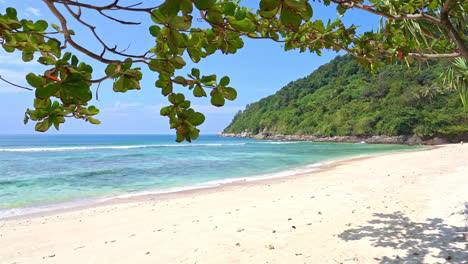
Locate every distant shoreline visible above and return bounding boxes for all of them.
[217,132,460,145]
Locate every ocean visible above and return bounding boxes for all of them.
[0,134,421,218]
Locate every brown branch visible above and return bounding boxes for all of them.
[0,76,33,91]
[88,64,121,83]
[63,4,150,60]
[330,0,441,24]
[98,10,141,25]
[43,0,148,65]
[439,0,468,59]
[51,0,162,12]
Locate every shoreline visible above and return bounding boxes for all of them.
[217,132,464,145]
[1,144,466,263]
[3,145,431,221]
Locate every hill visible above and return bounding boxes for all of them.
[223,55,467,142]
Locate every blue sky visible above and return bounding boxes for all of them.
[0,0,378,135]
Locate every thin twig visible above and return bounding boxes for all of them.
[0,76,33,91]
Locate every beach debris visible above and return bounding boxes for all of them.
[318,211,322,215]
[236,228,245,232]
[445,256,452,260]
[42,254,55,259]
[265,244,275,250]
[292,225,296,229]
[307,223,312,226]
[295,253,303,256]
[288,218,292,221]
[129,234,136,237]
[272,230,276,233]
[235,243,241,246]
[73,246,85,250]
[145,251,151,255]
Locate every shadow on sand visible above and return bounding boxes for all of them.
[338,210,467,263]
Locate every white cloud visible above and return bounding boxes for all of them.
[106,101,143,112]
[0,53,31,66]
[25,7,41,17]
[0,69,31,93]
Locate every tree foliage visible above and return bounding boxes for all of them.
[0,0,466,141]
[224,55,468,139]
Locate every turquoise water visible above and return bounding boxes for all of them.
[0,135,421,217]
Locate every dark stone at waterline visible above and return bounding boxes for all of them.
[217,132,460,145]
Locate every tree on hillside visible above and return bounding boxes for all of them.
[0,0,466,141]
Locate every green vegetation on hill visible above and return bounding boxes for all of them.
[224,55,468,139]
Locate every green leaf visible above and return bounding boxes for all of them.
[224,2,236,16]
[220,76,230,86]
[151,9,167,24]
[26,73,44,88]
[113,76,141,92]
[169,16,192,31]
[191,68,200,78]
[260,0,280,11]
[88,117,101,124]
[280,7,302,26]
[6,7,17,19]
[189,112,205,126]
[71,55,79,66]
[105,64,118,76]
[38,56,56,65]
[33,98,51,109]
[179,100,191,108]
[173,76,187,85]
[211,89,225,106]
[22,50,34,62]
[230,18,256,33]
[24,113,29,124]
[193,85,207,97]
[201,74,216,83]
[189,128,200,140]
[149,25,161,37]
[35,119,51,132]
[223,87,237,100]
[193,0,215,10]
[35,83,60,99]
[34,20,48,32]
[160,106,171,116]
[88,106,100,115]
[62,52,72,61]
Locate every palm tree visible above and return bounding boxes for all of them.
[443,58,468,117]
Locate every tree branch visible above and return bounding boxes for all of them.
[63,4,150,60]
[43,0,149,65]
[0,76,33,91]
[439,0,468,59]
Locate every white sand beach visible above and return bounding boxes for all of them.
[1,144,467,263]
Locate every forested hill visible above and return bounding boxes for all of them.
[223,55,467,140]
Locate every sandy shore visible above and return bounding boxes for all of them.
[1,144,467,263]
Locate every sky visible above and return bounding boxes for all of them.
[0,0,378,135]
